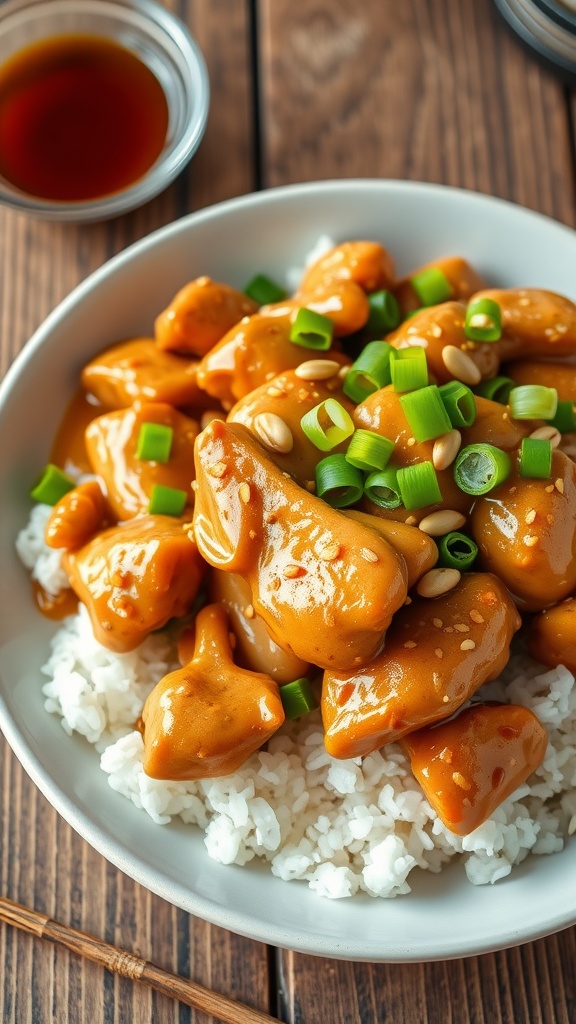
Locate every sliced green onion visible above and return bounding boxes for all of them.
[519,437,552,479]
[301,398,355,451]
[136,423,173,463]
[390,346,429,392]
[280,678,317,720]
[244,273,286,305]
[399,385,452,442]
[439,381,476,429]
[547,400,576,433]
[345,430,394,471]
[509,385,558,421]
[148,484,187,516]
[290,307,334,350]
[315,454,363,508]
[342,341,393,403]
[30,464,75,505]
[364,466,402,509]
[410,267,453,307]
[397,461,442,510]
[366,290,401,335]
[454,444,511,495]
[464,298,502,342]
[474,376,515,404]
[438,531,479,571]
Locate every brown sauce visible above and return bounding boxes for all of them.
[0,34,169,201]
[32,580,78,621]
[50,389,102,474]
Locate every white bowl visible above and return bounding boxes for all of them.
[1,180,575,962]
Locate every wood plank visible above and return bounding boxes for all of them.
[0,2,263,1022]
[258,0,576,226]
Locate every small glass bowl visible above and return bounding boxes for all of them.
[494,0,576,81]
[0,0,210,221]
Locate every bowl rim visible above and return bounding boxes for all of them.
[2,178,576,962]
[0,0,210,221]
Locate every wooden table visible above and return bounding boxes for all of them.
[1,1,576,1020]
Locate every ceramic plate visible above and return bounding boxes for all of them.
[1,180,575,961]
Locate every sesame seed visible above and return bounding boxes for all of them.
[469,609,484,624]
[191,479,198,492]
[555,478,565,494]
[524,535,539,547]
[267,385,285,398]
[568,816,576,836]
[460,639,476,651]
[444,626,454,634]
[439,747,452,763]
[209,461,228,478]
[435,648,444,659]
[361,548,379,562]
[404,596,412,605]
[244,604,255,619]
[442,695,450,703]
[283,564,303,579]
[510,757,517,767]
[454,623,470,632]
[405,515,418,526]
[407,437,417,447]
[452,772,471,791]
[404,641,417,649]
[525,509,537,524]
[319,543,341,561]
[545,484,555,493]
[239,483,251,504]
[433,618,443,628]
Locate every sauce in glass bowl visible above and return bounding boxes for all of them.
[0,33,169,202]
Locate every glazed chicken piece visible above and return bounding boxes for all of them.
[354,389,529,524]
[473,288,576,361]
[228,363,355,486]
[81,338,208,410]
[297,241,396,296]
[505,359,576,400]
[45,481,109,550]
[141,603,285,780]
[322,573,521,759]
[85,401,199,520]
[196,309,350,407]
[342,510,438,587]
[209,570,311,683]
[401,703,548,836]
[470,449,576,611]
[63,514,205,652]
[193,420,408,672]
[261,278,370,337]
[386,302,501,384]
[528,598,576,674]
[392,255,488,317]
[154,277,258,357]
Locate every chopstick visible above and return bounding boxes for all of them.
[0,896,282,1024]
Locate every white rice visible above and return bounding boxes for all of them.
[18,505,575,899]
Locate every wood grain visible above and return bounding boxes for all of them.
[258,0,576,225]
